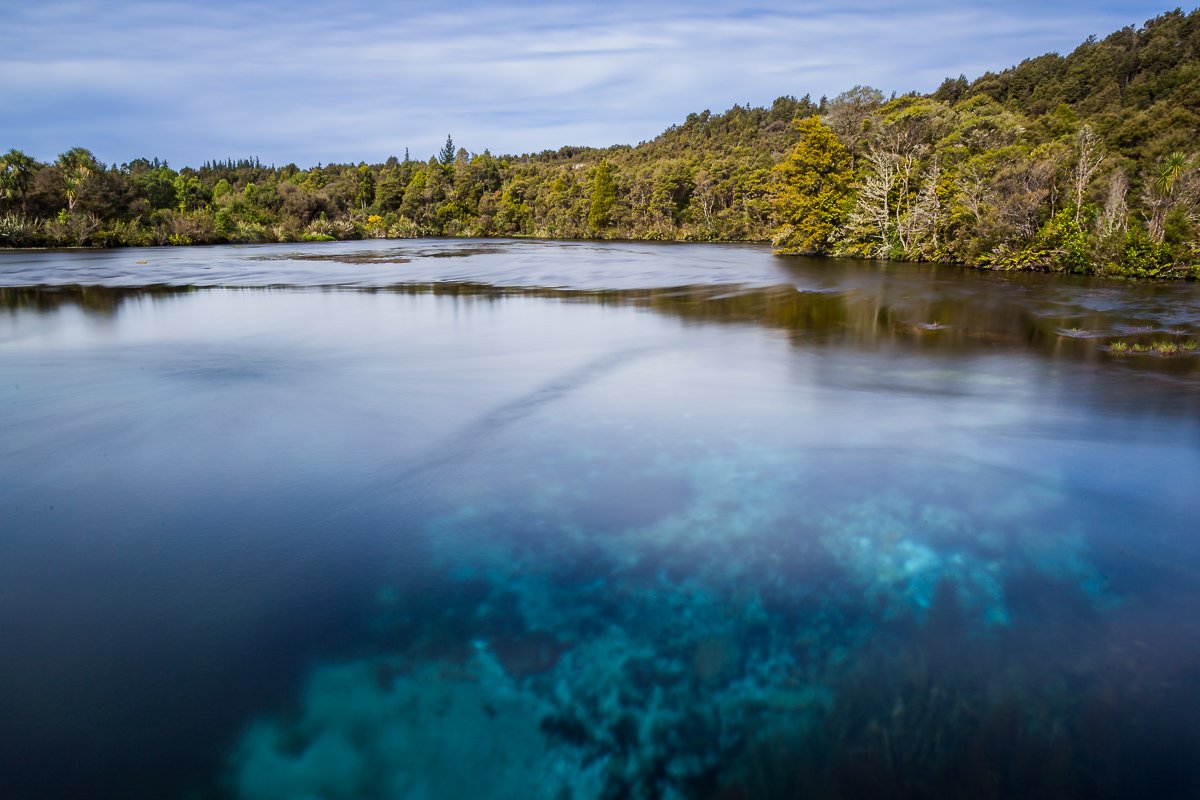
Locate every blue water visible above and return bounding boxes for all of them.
[2,240,1199,799]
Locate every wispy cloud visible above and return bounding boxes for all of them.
[3,0,1165,166]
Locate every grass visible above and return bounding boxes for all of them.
[1107,338,1196,356]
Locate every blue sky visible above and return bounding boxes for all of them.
[2,1,1181,168]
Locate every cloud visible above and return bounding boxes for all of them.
[2,0,1158,166]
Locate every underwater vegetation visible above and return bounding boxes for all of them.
[219,442,1175,800]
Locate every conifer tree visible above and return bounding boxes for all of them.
[771,117,853,254]
[438,135,456,167]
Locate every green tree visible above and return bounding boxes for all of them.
[588,159,617,235]
[354,163,375,210]
[132,166,179,210]
[375,166,405,212]
[771,116,854,254]
[438,135,456,167]
[173,173,210,213]
[0,149,38,210]
[1145,152,1196,243]
[56,147,100,212]
[400,168,428,224]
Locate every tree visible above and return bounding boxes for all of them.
[588,159,617,235]
[0,149,37,210]
[400,169,427,223]
[133,165,180,210]
[375,166,405,212]
[1144,152,1197,243]
[56,147,100,212]
[823,85,885,166]
[173,173,210,213]
[846,124,933,259]
[771,116,854,254]
[1098,168,1129,237]
[438,135,456,167]
[1070,125,1105,224]
[906,157,944,257]
[354,163,375,210]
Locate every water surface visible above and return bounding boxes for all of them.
[2,240,1199,799]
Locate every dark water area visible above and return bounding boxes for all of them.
[2,240,1199,799]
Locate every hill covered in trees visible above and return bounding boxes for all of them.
[2,8,1198,278]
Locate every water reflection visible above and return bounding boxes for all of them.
[4,280,1197,376]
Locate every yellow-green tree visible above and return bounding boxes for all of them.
[771,117,854,254]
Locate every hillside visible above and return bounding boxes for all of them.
[1,9,1197,277]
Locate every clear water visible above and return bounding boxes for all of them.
[2,240,1199,799]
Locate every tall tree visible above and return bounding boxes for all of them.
[438,135,456,167]
[771,117,853,254]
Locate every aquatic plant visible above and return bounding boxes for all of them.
[226,429,1124,800]
[229,655,600,800]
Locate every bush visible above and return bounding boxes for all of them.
[0,213,44,247]
[1105,230,1178,278]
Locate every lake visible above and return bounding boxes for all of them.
[2,239,1199,799]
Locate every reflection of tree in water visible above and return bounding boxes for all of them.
[5,281,1197,385]
[0,285,195,316]
[361,280,1199,367]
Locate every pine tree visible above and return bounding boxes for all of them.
[438,135,455,166]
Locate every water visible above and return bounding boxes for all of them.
[2,240,1199,799]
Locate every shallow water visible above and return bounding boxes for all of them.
[2,240,1199,799]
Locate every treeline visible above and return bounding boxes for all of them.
[0,95,805,250]
[2,9,1198,278]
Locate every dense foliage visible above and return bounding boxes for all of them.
[2,9,1198,277]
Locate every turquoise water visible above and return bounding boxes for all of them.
[2,241,1199,798]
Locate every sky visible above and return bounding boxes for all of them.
[1,1,1183,168]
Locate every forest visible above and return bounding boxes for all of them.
[2,9,1198,278]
